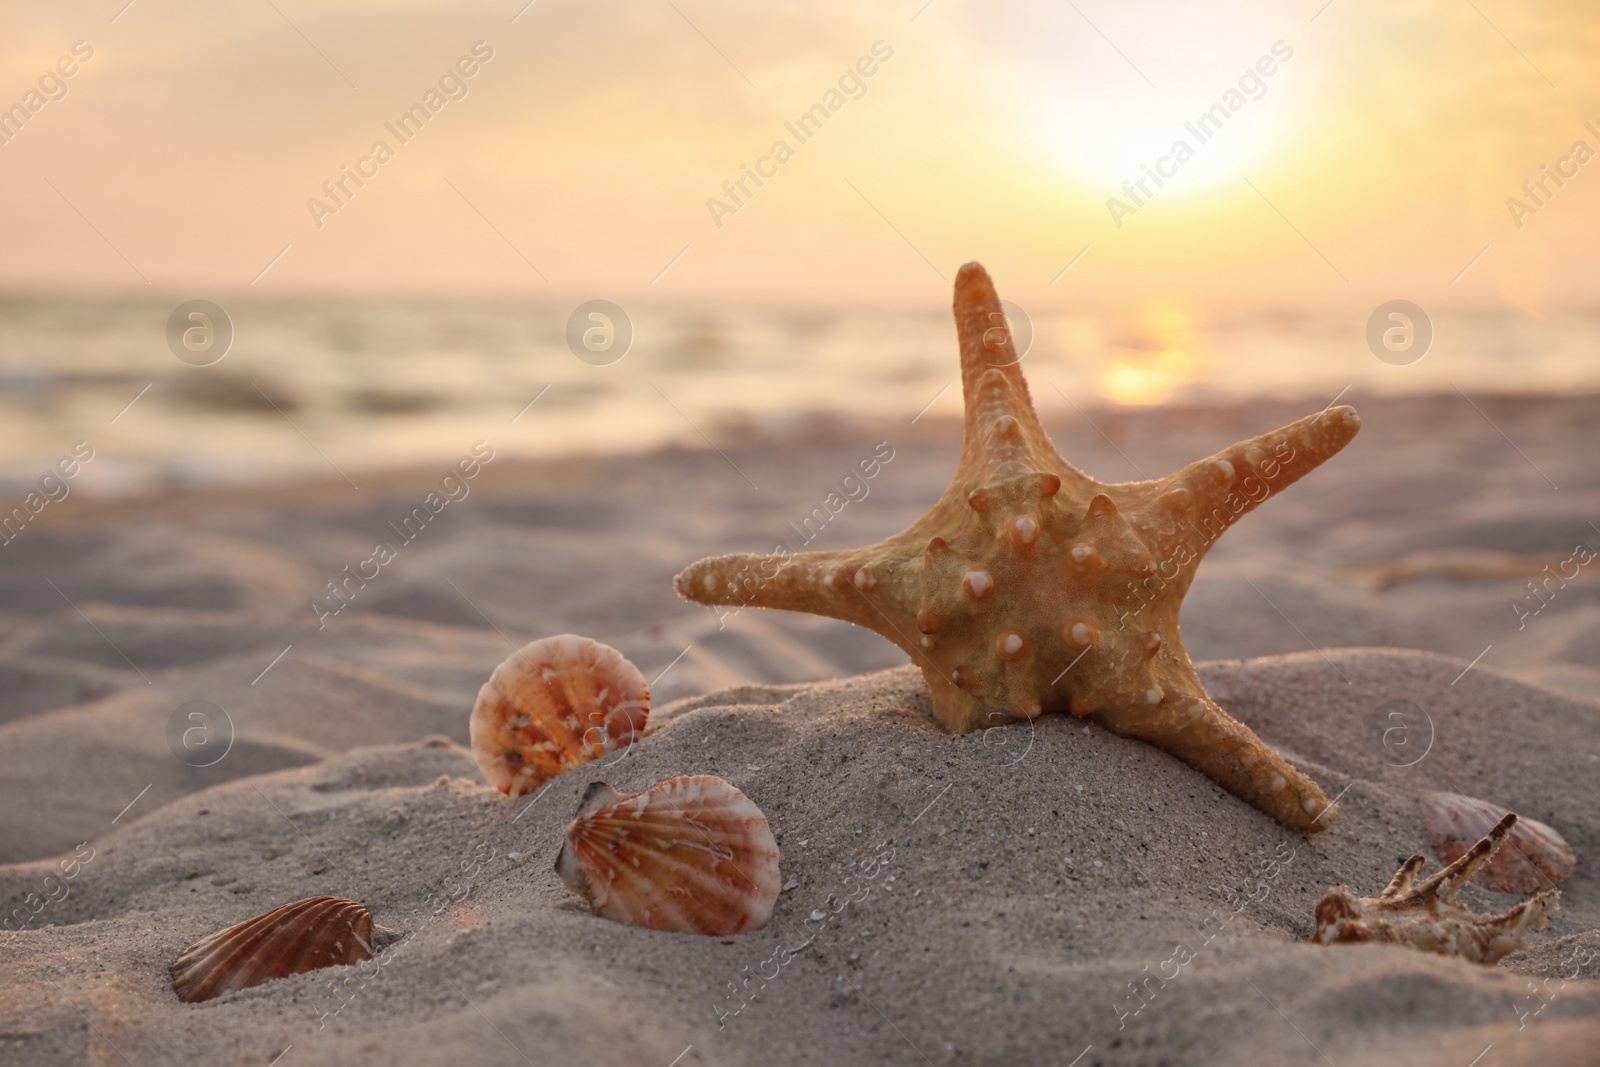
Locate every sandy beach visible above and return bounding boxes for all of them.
[5,0,1597,1060]
[2,392,1598,1066]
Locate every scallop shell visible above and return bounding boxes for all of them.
[171,896,397,1003]
[470,635,650,797]
[1421,792,1574,893]
[555,775,781,935]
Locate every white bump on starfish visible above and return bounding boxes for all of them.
[1070,544,1097,566]
[996,631,1026,660]
[1066,621,1095,648]
[854,567,876,591]
[962,568,994,599]
[1012,516,1039,545]
[1142,631,1163,654]
[1144,686,1163,705]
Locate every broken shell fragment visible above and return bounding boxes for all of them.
[470,635,650,797]
[555,775,781,935]
[170,896,398,1003]
[1312,813,1559,965]
[1421,792,1574,894]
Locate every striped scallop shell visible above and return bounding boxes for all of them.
[470,635,650,797]
[1422,792,1575,893]
[171,896,395,1003]
[556,775,781,935]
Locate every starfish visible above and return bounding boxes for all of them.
[674,263,1361,832]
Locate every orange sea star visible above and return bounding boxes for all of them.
[675,263,1361,831]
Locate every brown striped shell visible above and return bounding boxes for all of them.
[170,896,397,1003]
[555,775,781,935]
[470,635,650,797]
[1421,792,1574,893]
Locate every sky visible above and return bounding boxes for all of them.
[0,0,1596,314]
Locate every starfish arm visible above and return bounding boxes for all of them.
[673,548,881,628]
[952,263,1089,489]
[677,545,957,695]
[1092,680,1336,833]
[1143,405,1362,579]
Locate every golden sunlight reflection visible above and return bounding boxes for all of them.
[1098,305,1198,406]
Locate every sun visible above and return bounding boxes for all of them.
[1041,79,1289,196]
[991,8,1302,201]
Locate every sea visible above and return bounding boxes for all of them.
[0,295,1594,496]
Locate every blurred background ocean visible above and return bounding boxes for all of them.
[4,0,1599,496]
[1,296,1593,494]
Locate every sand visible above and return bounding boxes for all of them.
[2,393,1597,1066]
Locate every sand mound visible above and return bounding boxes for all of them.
[4,651,1595,1066]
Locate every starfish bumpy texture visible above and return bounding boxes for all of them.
[674,263,1361,832]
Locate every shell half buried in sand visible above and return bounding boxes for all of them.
[1421,791,1574,894]
[556,775,781,935]
[170,896,399,1003]
[470,635,651,797]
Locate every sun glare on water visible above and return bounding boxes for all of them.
[1100,305,1198,406]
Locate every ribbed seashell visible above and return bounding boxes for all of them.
[555,775,781,935]
[470,635,650,797]
[1421,792,1574,893]
[171,896,397,1003]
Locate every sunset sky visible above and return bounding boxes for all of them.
[0,0,1596,312]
